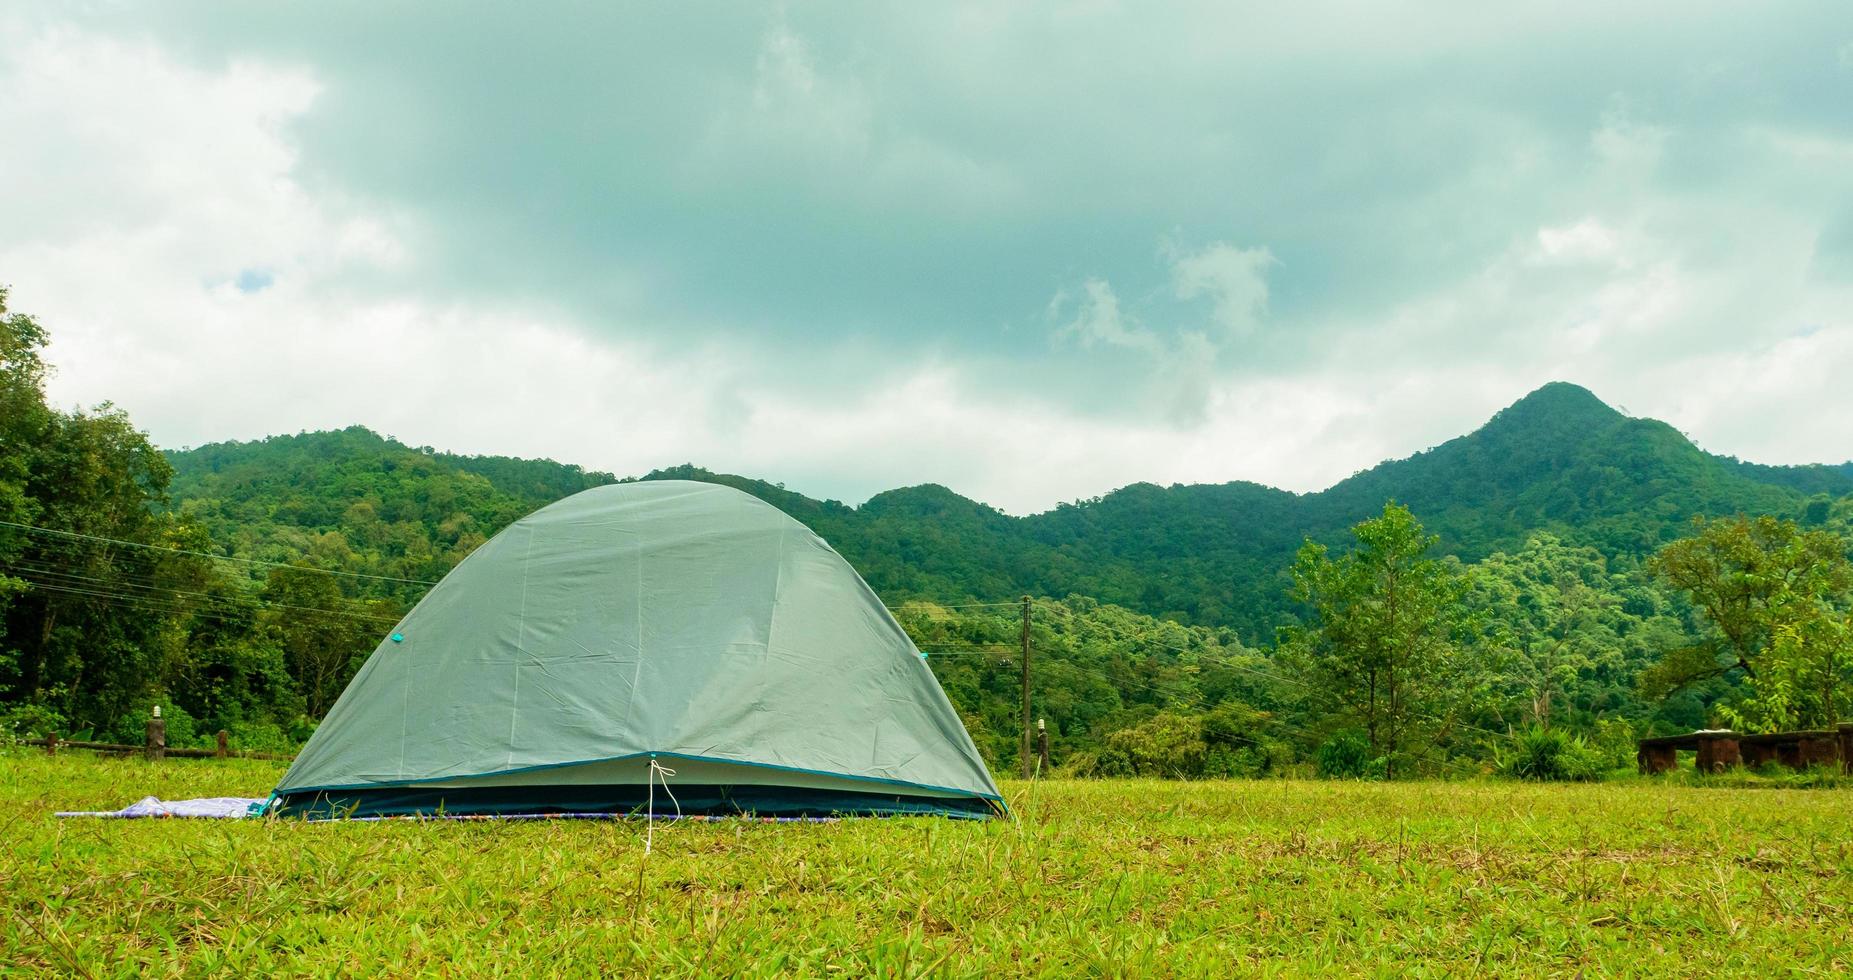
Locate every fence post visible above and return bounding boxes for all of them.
[216,730,229,759]
[1839,723,1853,776]
[145,706,167,761]
[45,731,57,756]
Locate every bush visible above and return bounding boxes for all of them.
[222,721,296,754]
[1105,712,1206,778]
[0,703,66,744]
[1055,748,1134,779]
[289,715,319,745]
[1588,718,1639,772]
[1316,730,1375,779]
[104,701,200,749]
[1497,727,1601,782]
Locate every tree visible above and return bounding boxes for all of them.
[1472,534,1633,730]
[1647,515,1853,731]
[262,567,393,718]
[3,403,194,725]
[1279,502,1477,777]
[0,288,53,648]
[0,290,299,739]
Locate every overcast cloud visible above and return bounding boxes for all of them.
[2,2,1849,512]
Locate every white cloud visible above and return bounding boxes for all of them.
[1169,242,1276,339]
[0,23,715,468]
[3,8,1851,520]
[1053,278,1156,353]
[1532,219,1623,266]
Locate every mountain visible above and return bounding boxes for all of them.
[167,426,616,603]
[1306,382,1842,557]
[164,384,1853,640]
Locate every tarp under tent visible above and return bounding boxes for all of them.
[270,480,1004,820]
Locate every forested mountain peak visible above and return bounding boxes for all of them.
[1486,381,1622,429]
[173,427,616,500]
[159,383,1850,637]
[861,484,1010,521]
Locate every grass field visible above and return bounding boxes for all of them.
[3,750,1850,977]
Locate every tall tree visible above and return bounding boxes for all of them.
[1647,515,1853,731]
[1279,502,1478,777]
[0,288,53,642]
[0,290,274,736]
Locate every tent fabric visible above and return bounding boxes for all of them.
[271,480,1003,819]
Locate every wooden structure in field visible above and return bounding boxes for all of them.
[1637,724,1853,775]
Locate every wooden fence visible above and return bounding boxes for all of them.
[36,715,294,763]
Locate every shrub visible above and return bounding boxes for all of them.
[1203,742,1293,779]
[222,721,296,754]
[104,701,200,749]
[1056,748,1135,779]
[1105,712,1206,777]
[1497,727,1601,782]
[1200,701,1288,778]
[1588,718,1639,772]
[1316,730,1374,779]
[0,703,66,744]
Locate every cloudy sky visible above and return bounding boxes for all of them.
[3,3,1850,512]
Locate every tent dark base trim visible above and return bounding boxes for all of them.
[273,783,1003,820]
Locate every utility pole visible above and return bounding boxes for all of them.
[1020,595,1032,780]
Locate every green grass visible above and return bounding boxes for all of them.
[3,750,1850,977]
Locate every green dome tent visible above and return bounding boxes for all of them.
[271,481,1004,819]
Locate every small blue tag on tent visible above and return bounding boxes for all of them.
[391,633,404,643]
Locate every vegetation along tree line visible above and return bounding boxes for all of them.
[4,289,1852,777]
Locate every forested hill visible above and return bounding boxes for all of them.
[166,427,616,604]
[165,383,1852,640]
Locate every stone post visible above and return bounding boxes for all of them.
[145,706,167,761]
[1695,732,1740,774]
[1636,742,1676,774]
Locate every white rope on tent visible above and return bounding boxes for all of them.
[644,756,679,856]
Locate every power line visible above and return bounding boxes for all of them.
[14,579,355,633]
[18,580,243,627]
[10,573,406,628]
[2,555,407,620]
[884,599,1026,611]
[1,561,407,626]
[0,519,441,586]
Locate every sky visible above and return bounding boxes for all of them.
[2,2,1850,513]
